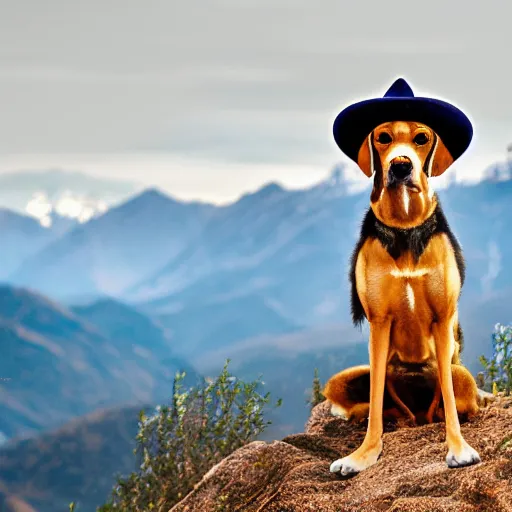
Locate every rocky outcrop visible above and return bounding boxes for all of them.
[171,397,512,511]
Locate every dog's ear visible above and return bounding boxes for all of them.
[428,134,454,177]
[356,133,376,178]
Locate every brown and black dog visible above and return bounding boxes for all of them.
[325,120,481,476]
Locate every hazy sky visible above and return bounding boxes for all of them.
[0,1,510,203]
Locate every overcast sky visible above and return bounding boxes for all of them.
[0,1,510,203]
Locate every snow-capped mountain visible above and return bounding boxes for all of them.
[0,169,141,226]
[9,189,215,300]
[25,190,108,228]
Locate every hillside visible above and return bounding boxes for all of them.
[0,209,55,280]
[170,396,512,512]
[72,298,174,356]
[0,286,195,441]
[131,179,365,328]
[156,294,300,359]
[0,404,145,512]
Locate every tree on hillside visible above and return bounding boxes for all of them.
[93,360,281,512]
[307,368,325,410]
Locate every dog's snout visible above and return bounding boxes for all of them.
[388,156,413,182]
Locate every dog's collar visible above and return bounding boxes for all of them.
[371,205,438,262]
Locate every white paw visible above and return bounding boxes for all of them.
[330,447,381,476]
[330,404,349,420]
[446,443,481,468]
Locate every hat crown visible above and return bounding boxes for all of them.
[332,77,472,163]
[384,78,414,98]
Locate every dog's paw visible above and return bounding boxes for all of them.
[330,404,350,420]
[446,442,481,468]
[330,444,382,476]
[330,457,362,477]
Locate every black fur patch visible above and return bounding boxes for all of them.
[349,194,465,328]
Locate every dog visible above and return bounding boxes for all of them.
[324,78,481,477]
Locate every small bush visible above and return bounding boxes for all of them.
[307,368,325,410]
[97,360,281,511]
[479,322,512,395]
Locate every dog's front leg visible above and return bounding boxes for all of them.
[433,318,481,467]
[330,318,391,476]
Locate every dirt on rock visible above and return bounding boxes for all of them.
[170,397,512,512]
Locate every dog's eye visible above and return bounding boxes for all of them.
[377,133,392,144]
[414,133,429,146]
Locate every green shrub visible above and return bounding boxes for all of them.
[96,360,281,511]
[479,322,512,395]
[307,368,325,410]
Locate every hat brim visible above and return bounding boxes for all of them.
[333,97,473,163]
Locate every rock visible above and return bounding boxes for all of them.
[170,398,512,512]
[476,387,497,405]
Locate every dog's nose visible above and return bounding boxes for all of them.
[388,157,413,182]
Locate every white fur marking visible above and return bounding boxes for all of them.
[405,283,415,310]
[385,144,422,180]
[427,136,439,177]
[390,268,429,278]
[368,134,374,175]
[403,187,409,214]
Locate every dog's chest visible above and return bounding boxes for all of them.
[358,234,458,318]
[366,259,441,309]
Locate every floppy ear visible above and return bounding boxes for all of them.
[428,134,454,177]
[356,133,376,178]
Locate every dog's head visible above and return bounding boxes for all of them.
[357,121,453,228]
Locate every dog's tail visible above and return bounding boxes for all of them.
[322,365,371,411]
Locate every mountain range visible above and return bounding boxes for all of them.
[2,164,510,401]
[1,162,512,510]
[0,170,143,283]
[3,164,511,368]
[10,189,215,301]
